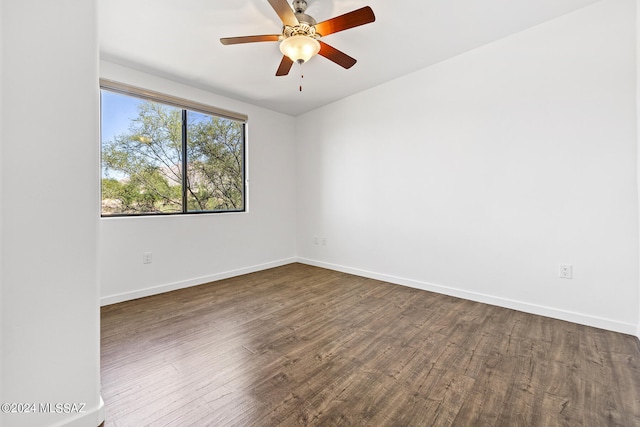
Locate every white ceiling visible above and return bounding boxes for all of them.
[99,0,600,116]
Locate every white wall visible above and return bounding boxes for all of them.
[297,0,639,334]
[1,1,103,427]
[0,0,4,416]
[99,62,297,304]
[637,0,640,340]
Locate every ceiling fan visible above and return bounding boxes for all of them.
[220,0,376,77]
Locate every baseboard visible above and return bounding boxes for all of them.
[101,258,297,306]
[49,396,104,427]
[297,257,638,336]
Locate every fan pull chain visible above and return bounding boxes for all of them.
[299,62,304,92]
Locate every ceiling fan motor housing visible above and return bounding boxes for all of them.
[283,22,316,39]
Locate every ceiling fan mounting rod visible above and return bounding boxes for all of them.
[291,0,317,26]
[292,0,308,13]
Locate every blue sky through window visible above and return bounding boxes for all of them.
[100,90,145,180]
[101,90,144,143]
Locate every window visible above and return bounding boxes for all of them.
[100,80,247,216]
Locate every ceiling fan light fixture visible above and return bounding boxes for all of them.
[279,35,320,64]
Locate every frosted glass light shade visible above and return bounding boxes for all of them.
[279,35,320,64]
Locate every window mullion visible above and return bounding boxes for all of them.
[181,110,188,212]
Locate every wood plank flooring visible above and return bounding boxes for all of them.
[101,263,640,426]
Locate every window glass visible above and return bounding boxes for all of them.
[186,111,245,212]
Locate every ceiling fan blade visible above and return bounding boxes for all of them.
[276,55,294,76]
[314,6,375,37]
[220,35,281,45]
[318,41,357,69]
[267,0,299,27]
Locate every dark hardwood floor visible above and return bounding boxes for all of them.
[101,263,640,426]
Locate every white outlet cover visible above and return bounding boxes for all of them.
[559,264,572,279]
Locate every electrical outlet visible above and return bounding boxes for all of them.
[559,263,572,279]
[143,252,153,264]
[321,237,327,246]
